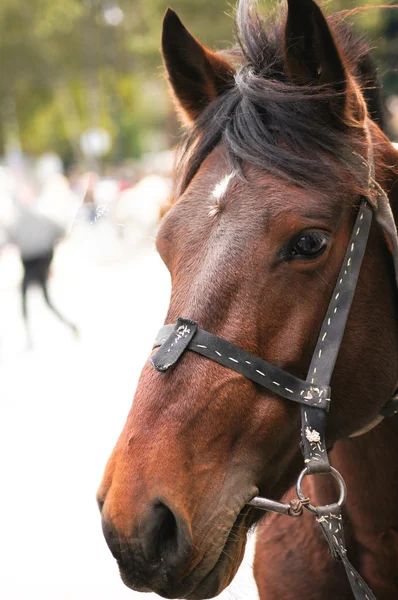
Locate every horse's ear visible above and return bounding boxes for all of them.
[162,8,235,124]
[283,0,352,115]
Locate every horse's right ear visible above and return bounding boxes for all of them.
[284,0,350,117]
[162,8,235,125]
[283,0,367,123]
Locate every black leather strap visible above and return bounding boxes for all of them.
[150,318,198,372]
[301,200,373,473]
[301,407,329,473]
[306,200,373,388]
[316,504,376,600]
[152,323,331,409]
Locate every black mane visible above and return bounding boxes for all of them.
[176,1,383,195]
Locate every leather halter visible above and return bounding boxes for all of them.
[150,158,397,599]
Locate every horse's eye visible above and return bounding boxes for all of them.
[290,232,329,259]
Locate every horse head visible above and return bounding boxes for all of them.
[98,1,398,598]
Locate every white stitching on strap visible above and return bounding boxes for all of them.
[202,353,325,404]
[310,205,366,382]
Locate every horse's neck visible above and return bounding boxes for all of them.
[383,142,398,386]
[331,418,398,533]
[388,160,398,226]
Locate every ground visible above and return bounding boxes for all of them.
[0,221,259,600]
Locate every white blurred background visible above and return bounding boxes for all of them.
[0,159,259,600]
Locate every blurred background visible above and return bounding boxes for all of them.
[0,1,396,599]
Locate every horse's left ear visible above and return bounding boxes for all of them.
[284,0,362,119]
[162,8,235,124]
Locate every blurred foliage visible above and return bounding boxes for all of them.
[0,0,397,164]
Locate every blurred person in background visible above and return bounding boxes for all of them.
[6,200,79,347]
[81,172,99,224]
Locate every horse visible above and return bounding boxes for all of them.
[97,0,398,598]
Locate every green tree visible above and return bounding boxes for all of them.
[0,0,396,163]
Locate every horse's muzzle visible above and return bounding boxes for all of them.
[101,501,201,598]
[100,496,249,599]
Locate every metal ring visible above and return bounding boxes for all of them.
[296,466,347,515]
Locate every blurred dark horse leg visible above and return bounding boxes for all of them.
[21,251,79,342]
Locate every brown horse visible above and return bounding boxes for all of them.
[98,1,398,598]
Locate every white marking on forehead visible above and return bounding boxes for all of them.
[211,172,235,200]
[208,205,220,217]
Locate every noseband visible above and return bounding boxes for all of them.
[151,151,398,600]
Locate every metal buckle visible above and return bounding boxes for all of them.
[296,466,347,515]
[248,495,310,518]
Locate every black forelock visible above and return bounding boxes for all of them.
[175,1,383,196]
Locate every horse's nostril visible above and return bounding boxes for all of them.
[158,504,179,555]
[101,500,193,585]
[143,502,179,562]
